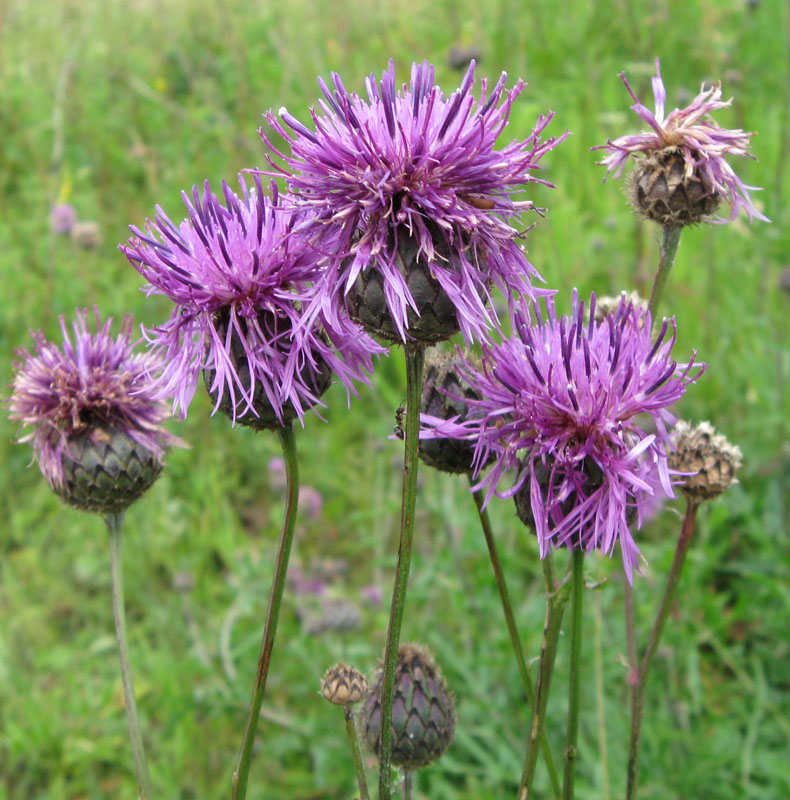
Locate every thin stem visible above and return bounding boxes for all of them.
[470,483,561,798]
[518,553,570,800]
[562,550,585,800]
[344,706,370,800]
[625,500,699,800]
[378,345,425,800]
[592,592,611,800]
[623,580,638,689]
[646,226,682,323]
[403,769,414,800]
[232,424,299,800]
[105,511,154,800]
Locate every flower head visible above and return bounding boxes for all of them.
[422,292,704,581]
[121,176,383,427]
[594,58,768,223]
[262,60,566,343]
[9,308,179,492]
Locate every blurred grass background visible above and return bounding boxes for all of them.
[0,0,788,798]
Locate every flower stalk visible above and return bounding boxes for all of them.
[470,483,561,798]
[106,511,154,800]
[562,549,585,800]
[647,226,682,321]
[518,553,569,799]
[626,499,699,800]
[378,344,425,800]
[344,706,370,800]
[232,424,299,800]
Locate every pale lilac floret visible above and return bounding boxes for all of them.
[594,58,768,223]
[121,176,383,425]
[261,60,567,343]
[9,309,179,488]
[421,292,704,582]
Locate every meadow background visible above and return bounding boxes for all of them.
[0,0,788,798]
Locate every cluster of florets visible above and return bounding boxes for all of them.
[422,293,704,581]
[121,176,383,428]
[595,58,768,225]
[263,60,567,344]
[9,309,179,492]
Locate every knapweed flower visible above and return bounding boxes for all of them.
[262,60,566,344]
[594,58,768,225]
[50,203,77,235]
[9,309,180,512]
[121,176,383,428]
[422,292,704,581]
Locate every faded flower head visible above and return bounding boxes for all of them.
[262,60,566,343]
[422,292,704,581]
[320,662,368,706]
[9,309,180,508]
[594,58,768,224]
[669,420,743,502]
[121,175,383,428]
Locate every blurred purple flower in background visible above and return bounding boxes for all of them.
[263,60,567,343]
[298,486,324,520]
[9,308,179,489]
[422,293,704,581]
[594,58,768,223]
[121,176,383,427]
[50,203,77,235]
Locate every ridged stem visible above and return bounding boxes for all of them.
[562,550,585,800]
[518,553,569,800]
[403,769,414,800]
[232,424,299,800]
[470,483,561,798]
[378,344,425,800]
[626,500,699,800]
[344,706,370,800]
[105,511,154,800]
[647,226,682,322]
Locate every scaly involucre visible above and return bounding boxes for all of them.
[594,58,768,223]
[9,308,177,488]
[262,60,567,342]
[422,293,704,581]
[121,176,382,425]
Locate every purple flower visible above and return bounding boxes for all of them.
[9,308,179,489]
[262,60,567,343]
[594,58,768,223]
[121,176,383,426]
[50,203,77,235]
[421,293,704,581]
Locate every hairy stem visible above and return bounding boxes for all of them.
[518,553,569,800]
[470,483,561,798]
[562,550,585,800]
[232,424,299,800]
[626,500,699,800]
[378,345,425,800]
[647,226,682,322]
[105,511,154,800]
[344,706,370,800]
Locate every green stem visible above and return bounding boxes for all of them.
[562,550,585,800]
[646,226,682,323]
[592,592,611,800]
[518,553,570,800]
[378,344,425,800]
[403,769,414,800]
[626,500,699,800]
[232,424,299,800]
[470,483,561,798]
[344,706,370,800]
[105,511,154,800]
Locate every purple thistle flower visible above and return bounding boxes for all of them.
[121,175,383,426]
[261,60,567,343]
[594,58,768,223]
[421,292,705,582]
[9,308,180,490]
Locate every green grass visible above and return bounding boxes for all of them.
[1,0,788,798]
